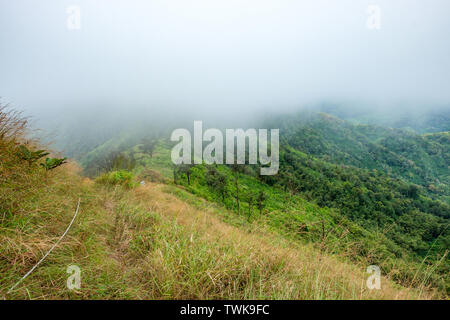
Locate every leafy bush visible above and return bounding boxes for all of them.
[40,157,67,171]
[17,145,49,165]
[95,170,136,189]
[84,151,136,176]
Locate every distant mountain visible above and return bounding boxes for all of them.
[316,104,450,134]
[265,111,449,202]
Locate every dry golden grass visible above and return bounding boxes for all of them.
[0,165,438,299]
[128,183,435,299]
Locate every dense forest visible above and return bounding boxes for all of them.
[266,112,449,201]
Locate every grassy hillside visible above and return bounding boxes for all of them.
[1,166,432,299]
[79,137,449,295]
[0,107,444,299]
[76,110,449,294]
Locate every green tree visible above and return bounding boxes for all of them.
[257,190,266,215]
[178,164,195,185]
[205,166,228,204]
[230,164,241,214]
[247,192,255,221]
[140,138,158,158]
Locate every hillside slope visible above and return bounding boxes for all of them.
[77,115,449,294]
[0,163,434,299]
[0,107,437,299]
[1,107,446,299]
[77,141,449,295]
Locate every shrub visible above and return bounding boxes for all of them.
[138,169,165,183]
[17,145,49,165]
[95,170,136,189]
[40,157,67,171]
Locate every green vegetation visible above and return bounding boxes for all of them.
[161,159,449,293]
[268,112,449,201]
[95,170,136,189]
[78,111,449,295]
[40,157,67,171]
[17,145,49,165]
[1,105,448,299]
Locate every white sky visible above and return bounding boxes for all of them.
[1,0,449,120]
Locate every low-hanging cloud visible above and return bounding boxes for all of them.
[1,0,449,123]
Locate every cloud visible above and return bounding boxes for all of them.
[1,0,449,120]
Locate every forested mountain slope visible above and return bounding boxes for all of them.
[266,112,449,202]
[317,104,450,134]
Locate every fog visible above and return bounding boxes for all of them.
[1,0,450,139]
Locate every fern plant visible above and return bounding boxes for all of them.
[40,157,67,171]
[17,145,49,165]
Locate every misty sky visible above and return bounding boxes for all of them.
[1,0,450,121]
